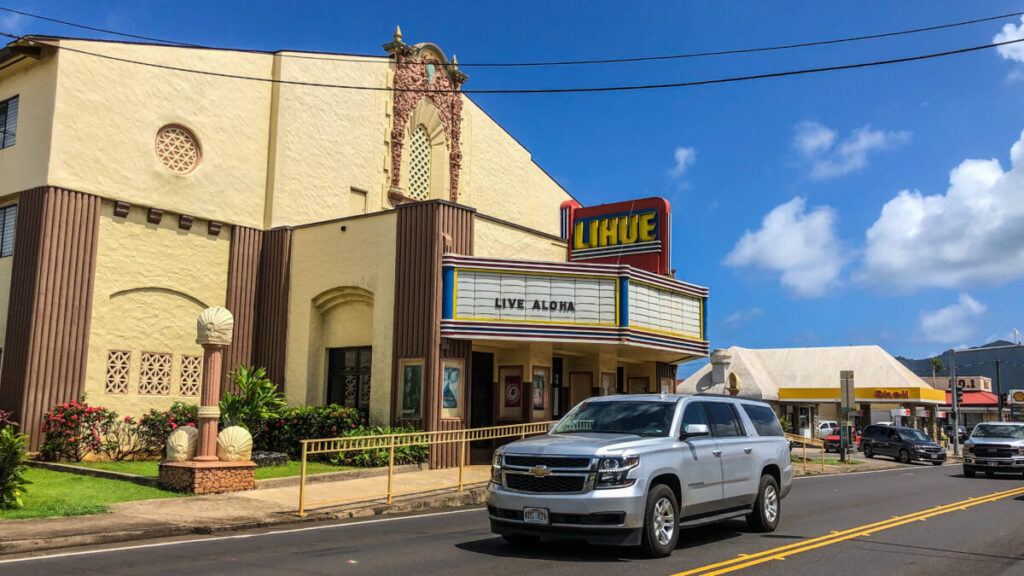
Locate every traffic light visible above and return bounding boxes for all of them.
[954,385,964,405]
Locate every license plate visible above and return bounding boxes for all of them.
[523,507,549,525]
[988,461,999,467]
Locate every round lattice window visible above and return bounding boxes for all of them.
[155,125,201,175]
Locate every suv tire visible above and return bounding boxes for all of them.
[640,483,679,558]
[746,474,781,533]
[898,449,910,464]
[863,444,874,459]
[963,465,976,478]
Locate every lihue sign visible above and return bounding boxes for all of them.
[562,197,671,275]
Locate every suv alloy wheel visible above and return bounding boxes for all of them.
[641,484,679,558]
[864,444,874,458]
[898,449,910,464]
[746,474,781,532]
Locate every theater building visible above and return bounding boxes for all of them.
[0,31,708,453]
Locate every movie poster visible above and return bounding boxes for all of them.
[442,360,463,420]
[400,360,422,419]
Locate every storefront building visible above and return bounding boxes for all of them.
[923,376,1005,428]
[0,32,708,452]
[678,346,946,437]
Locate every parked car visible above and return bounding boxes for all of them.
[860,424,945,465]
[817,420,838,439]
[962,422,1024,478]
[486,394,793,557]
[822,429,861,453]
[943,425,967,444]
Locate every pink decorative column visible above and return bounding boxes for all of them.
[193,307,234,462]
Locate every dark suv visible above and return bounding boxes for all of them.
[861,425,945,465]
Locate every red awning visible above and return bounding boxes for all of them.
[944,390,999,407]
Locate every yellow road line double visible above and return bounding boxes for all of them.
[671,485,1024,576]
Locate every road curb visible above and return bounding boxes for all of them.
[0,485,488,557]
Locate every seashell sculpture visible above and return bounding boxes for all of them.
[196,306,234,346]
[166,426,199,461]
[216,426,253,462]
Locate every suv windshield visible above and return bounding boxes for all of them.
[898,429,932,442]
[553,400,676,437]
[971,424,1024,439]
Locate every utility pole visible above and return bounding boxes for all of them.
[949,349,959,457]
[996,359,1003,422]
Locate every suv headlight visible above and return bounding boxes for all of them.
[595,456,639,489]
[965,445,974,454]
[1017,447,1024,456]
[491,452,504,484]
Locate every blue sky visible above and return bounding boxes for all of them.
[4,1,1024,375]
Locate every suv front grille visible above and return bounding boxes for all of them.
[504,455,592,469]
[505,473,587,493]
[972,444,1016,458]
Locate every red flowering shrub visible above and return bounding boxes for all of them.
[255,405,366,459]
[39,399,116,462]
[99,416,152,461]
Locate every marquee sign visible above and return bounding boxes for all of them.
[561,198,671,275]
[441,255,708,357]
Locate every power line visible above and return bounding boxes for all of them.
[1,4,1022,68]
[3,30,1022,95]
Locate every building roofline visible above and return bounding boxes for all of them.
[16,34,390,61]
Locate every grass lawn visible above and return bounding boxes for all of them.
[0,468,181,521]
[73,459,357,480]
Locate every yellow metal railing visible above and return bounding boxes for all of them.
[785,432,826,474]
[297,421,555,515]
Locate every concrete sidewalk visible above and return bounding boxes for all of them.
[0,465,492,557]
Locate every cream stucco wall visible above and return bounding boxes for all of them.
[267,54,391,228]
[46,40,273,228]
[473,217,567,262]
[84,200,231,417]
[459,98,573,236]
[0,195,15,352]
[0,52,57,197]
[286,212,396,425]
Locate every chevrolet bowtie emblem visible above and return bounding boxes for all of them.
[529,466,551,477]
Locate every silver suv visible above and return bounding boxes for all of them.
[962,422,1024,478]
[486,394,793,557]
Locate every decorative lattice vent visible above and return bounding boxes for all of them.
[155,125,201,175]
[408,125,430,200]
[180,355,202,396]
[105,350,131,394]
[139,352,173,395]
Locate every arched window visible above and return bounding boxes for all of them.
[409,125,431,200]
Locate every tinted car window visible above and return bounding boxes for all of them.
[863,426,880,439]
[681,402,709,430]
[741,404,784,437]
[704,402,745,438]
[552,400,677,437]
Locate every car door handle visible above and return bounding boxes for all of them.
[743,448,753,454]
[712,450,722,456]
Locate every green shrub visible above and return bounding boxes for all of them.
[256,405,367,458]
[220,366,286,434]
[39,399,116,462]
[0,425,31,509]
[138,402,198,457]
[99,416,152,461]
[331,426,428,468]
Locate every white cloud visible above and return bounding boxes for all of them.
[1007,68,1024,83]
[0,13,25,35]
[724,197,845,298]
[793,121,911,179]
[859,129,1024,291]
[994,15,1024,64]
[918,294,986,344]
[669,146,697,178]
[722,307,764,328]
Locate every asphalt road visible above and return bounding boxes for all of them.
[4,463,1024,576]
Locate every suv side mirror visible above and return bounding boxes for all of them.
[681,424,710,439]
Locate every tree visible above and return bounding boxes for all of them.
[929,356,944,379]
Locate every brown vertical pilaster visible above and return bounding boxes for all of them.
[252,228,292,391]
[0,187,101,450]
[391,200,474,468]
[222,226,264,395]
